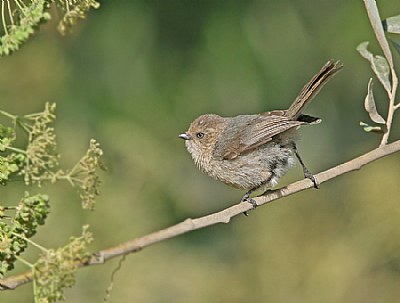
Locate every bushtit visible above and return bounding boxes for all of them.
[179,60,343,209]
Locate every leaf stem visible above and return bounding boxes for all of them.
[11,232,49,252]
[5,146,26,154]
[0,109,17,120]
[15,256,33,269]
[7,0,14,26]
[14,0,26,17]
[1,0,8,35]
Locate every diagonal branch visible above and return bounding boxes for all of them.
[1,139,400,291]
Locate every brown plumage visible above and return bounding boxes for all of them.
[179,60,343,205]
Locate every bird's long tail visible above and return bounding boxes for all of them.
[285,60,343,119]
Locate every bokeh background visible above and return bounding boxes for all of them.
[2,0,400,302]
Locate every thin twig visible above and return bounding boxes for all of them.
[0,109,17,120]
[362,0,398,146]
[1,139,400,291]
[381,69,398,146]
[1,0,8,36]
[7,0,14,26]
[103,255,127,303]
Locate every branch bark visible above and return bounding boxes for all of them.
[1,139,400,291]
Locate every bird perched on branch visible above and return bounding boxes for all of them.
[179,60,343,210]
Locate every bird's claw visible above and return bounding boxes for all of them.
[305,172,319,189]
[241,195,257,216]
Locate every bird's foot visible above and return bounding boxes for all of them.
[240,193,257,216]
[304,171,319,189]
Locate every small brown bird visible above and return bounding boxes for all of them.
[179,60,343,208]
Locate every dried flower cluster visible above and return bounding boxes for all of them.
[56,0,100,35]
[33,225,93,303]
[21,103,59,186]
[0,103,104,208]
[0,103,103,301]
[61,139,104,210]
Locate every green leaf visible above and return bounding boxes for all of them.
[363,0,393,67]
[383,15,400,34]
[357,41,391,94]
[360,121,384,133]
[364,78,386,124]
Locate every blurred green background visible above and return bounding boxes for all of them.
[2,0,400,302]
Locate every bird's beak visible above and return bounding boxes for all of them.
[178,133,191,140]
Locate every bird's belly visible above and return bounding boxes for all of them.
[207,144,295,190]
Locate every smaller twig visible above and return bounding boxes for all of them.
[7,0,14,26]
[103,255,127,303]
[14,256,33,269]
[5,146,26,154]
[380,67,398,146]
[1,0,8,35]
[0,109,17,120]
[14,0,26,13]
[11,232,49,252]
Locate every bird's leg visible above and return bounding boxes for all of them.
[240,179,271,216]
[293,143,319,189]
[241,188,258,207]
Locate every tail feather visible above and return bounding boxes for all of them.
[285,60,343,119]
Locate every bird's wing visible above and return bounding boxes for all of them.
[214,112,303,160]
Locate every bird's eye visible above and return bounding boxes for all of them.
[196,132,205,139]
